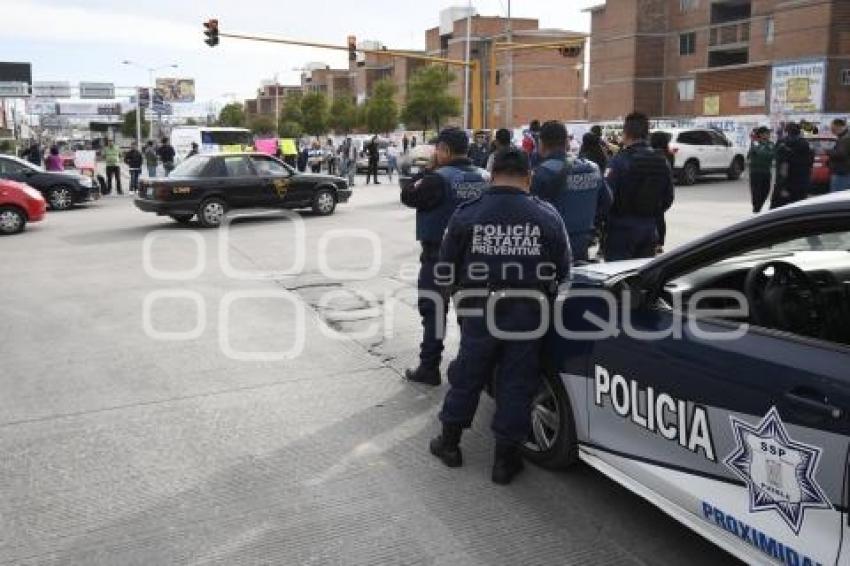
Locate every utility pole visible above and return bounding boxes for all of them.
[463,0,472,131]
[506,0,513,130]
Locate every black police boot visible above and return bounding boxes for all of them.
[403,364,441,386]
[492,443,524,485]
[429,424,463,468]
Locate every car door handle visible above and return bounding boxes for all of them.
[783,389,843,419]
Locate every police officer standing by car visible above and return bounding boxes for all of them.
[604,112,675,261]
[430,148,570,485]
[531,121,611,263]
[400,127,488,386]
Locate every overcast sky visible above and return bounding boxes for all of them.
[3,0,599,106]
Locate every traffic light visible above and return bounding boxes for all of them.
[557,45,583,58]
[347,35,357,62]
[204,19,219,47]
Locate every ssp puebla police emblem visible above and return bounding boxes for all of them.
[724,407,831,535]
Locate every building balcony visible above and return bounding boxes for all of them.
[708,20,750,49]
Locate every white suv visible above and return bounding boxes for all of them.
[656,128,747,186]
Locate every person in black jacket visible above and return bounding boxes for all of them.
[771,123,814,209]
[123,141,144,193]
[366,136,380,185]
[579,131,608,172]
[156,137,176,176]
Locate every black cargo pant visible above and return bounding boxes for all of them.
[750,170,772,213]
[417,242,449,369]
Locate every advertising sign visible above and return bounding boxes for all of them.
[739,90,766,108]
[32,81,72,98]
[0,82,29,97]
[0,62,32,84]
[80,82,115,99]
[771,60,826,114]
[27,100,57,115]
[703,95,720,116]
[155,78,195,103]
[58,102,122,116]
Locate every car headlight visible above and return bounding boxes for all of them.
[77,176,94,188]
[23,186,44,201]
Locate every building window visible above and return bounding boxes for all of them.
[765,18,775,44]
[679,32,696,56]
[842,69,850,86]
[678,79,695,101]
[680,0,698,13]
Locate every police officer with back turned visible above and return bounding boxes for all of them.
[531,120,611,263]
[430,148,571,485]
[400,128,488,386]
[604,112,675,261]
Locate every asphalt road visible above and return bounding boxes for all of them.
[0,172,752,565]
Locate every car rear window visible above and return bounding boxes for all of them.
[676,131,712,145]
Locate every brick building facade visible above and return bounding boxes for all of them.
[587,0,850,121]
[426,13,587,128]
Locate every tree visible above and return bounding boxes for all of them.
[402,66,460,133]
[328,93,357,134]
[218,102,246,127]
[365,80,398,134]
[278,121,303,139]
[249,115,277,135]
[278,90,305,137]
[300,92,329,138]
[186,118,198,126]
[121,109,149,139]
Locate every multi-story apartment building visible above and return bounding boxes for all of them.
[426,9,587,128]
[349,41,427,108]
[588,0,850,121]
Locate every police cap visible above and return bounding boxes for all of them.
[491,148,530,177]
[436,127,469,155]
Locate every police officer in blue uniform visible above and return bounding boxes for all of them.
[530,120,612,263]
[400,128,488,386]
[604,112,675,261]
[430,149,571,485]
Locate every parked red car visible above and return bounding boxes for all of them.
[0,179,47,234]
[809,136,836,194]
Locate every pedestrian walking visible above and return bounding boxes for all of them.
[400,128,488,386]
[747,127,776,213]
[386,142,399,181]
[531,121,611,263]
[402,134,410,155]
[103,139,123,195]
[44,146,64,171]
[771,123,813,209]
[124,141,143,193]
[365,135,380,184]
[308,141,323,174]
[297,143,309,172]
[157,137,176,176]
[143,140,158,178]
[325,138,337,175]
[430,148,570,485]
[604,112,675,261]
[346,138,358,186]
[828,118,850,192]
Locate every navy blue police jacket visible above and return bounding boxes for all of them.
[605,141,675,222]
[439,186,571,291]
[530,150,612,237]
[400,158,488,244]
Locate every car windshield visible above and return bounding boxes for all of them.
[742,230,850,254]
[7,155,42,172]
[169,156,212,178]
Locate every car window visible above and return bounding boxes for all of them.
[676,131,709,145]
[0,158,31,175]
[707,131,729,146]
[222,156,254,177]
[251,156,290,176]
[169,156,212,178]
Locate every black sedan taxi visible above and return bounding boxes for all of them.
[0,155,98,210]
[134,153,352,227]
[525,192,850,565]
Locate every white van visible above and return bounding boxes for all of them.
[170,127,253,161]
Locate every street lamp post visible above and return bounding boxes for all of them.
[121,61,178,146]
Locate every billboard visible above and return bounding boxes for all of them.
[0,82,29,97]
[27,100,58,115]
[155,78,195,102]
[80,82,115,99]
[0,62,32,84]
[32,81,72,98]
[58,102,122,116]
[771,60,826,114]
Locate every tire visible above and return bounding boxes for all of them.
[727,156,745,181]
[679,160,699,186]
[311,188,336,215]
[521,367,578,469]
[170,214,194,224]
[0,206,25,235]
[196,197,227,228]
[47,185,74,210]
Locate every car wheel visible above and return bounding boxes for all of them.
[170,214,194,224]
[48,185,74,210]
[727,157,744,180]
[197,198,227,228]
[521,367,578,469]
[0,206,25,235]
[679,161,699,186]
[312,188,336,215]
